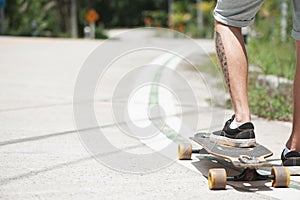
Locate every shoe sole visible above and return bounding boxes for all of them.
[210,133,256,148]
[283,158,300,167]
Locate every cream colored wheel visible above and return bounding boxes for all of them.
[178,143,192,160]
[271,167,290,188]
[208,168,227,190]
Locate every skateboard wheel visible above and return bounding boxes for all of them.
[178,143,192,160]
[271,166,290,188]
[208,168,227,190]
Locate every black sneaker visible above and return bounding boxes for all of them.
[210,115,256,147]
[281,150,300,166]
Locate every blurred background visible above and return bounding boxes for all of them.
[0,0,215,39]
[0,0,293,42]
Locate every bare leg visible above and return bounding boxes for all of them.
[215,21,250,123]
[286,41,300,152]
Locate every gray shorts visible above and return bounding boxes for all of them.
[214,0,300,40]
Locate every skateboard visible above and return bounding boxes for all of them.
[178,132,291,190]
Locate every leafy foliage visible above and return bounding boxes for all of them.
[3,0,169,37]
[3,0,215,38]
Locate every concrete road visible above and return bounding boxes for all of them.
[0,29,299,200]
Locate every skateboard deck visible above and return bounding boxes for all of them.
[191,132,273,168]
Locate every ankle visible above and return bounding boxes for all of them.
[286,135,300,152]
[235,113,251,123]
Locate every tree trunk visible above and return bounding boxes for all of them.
[70,0,78,38]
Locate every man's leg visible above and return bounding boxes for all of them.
[286,41,300,152]
[210,0,264,147]
[281,0,300,165]
[215,21,250,123]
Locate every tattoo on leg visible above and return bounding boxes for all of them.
[215,31,231,96]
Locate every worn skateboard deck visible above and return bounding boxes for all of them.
[191,132,273,168]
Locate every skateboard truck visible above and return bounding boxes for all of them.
[231,156,273,181]
[227,168,274,181]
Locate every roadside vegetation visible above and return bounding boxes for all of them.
[246,1,295,121]
[3,0,215,38]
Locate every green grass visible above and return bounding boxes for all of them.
[247,38,296,80]
[245,34,295,121]
[248,80,293,121]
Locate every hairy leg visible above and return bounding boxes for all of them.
[215,21,250,123]
[286,41,300,152]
